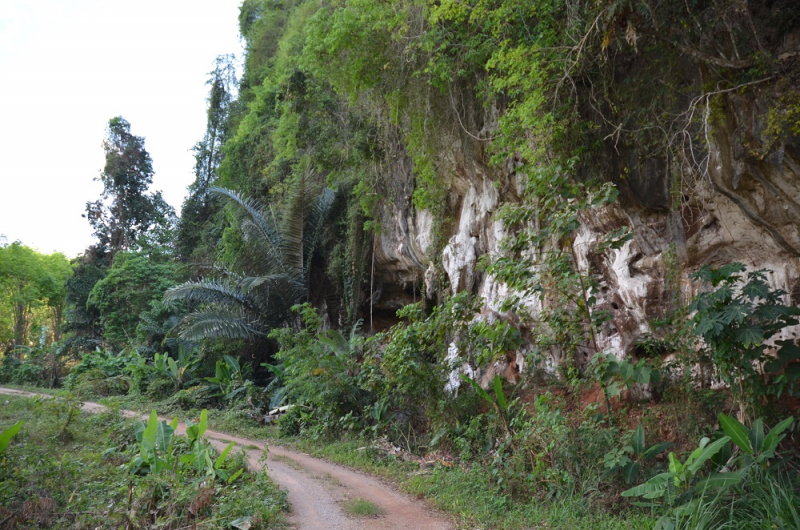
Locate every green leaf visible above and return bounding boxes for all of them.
[632,366,651,385]
[215,441,235,470]
[631,425,645,455]
[154,419,174,454]
[622,472,672,498]
[230,516,253,529]
[642,442,673,460]
[749,419,765,453]
[198,409,208,438]
[227,467,244,484]
[169,417,179,430]
[0,420,23,453]
[623,461,641,484]
[668,452,682,475]
[687,436,730,475]
[695,472,742,492]
[493,375,508,411]
[167,356,179,378]
[735,326,763,348]
[763,417,794,453]
[461,374,492,405]
[143,410,158,445]
[719,414,752,454]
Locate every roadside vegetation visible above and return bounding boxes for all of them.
[2,1,800,529]
[0,394,286,529]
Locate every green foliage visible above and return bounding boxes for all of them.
[604,424,672,485]
[717,413,794,466]
[130,408,244,484]
[205,354,250,401]
[85,116,177,259]
[177,55,238,265]
[89,251,179,347]
[62,257,106,352]
[589,352,660,420]
[0,396,286,528]
[624,415,797,528]
[270,304,369,435]
[343,497,383,517]
[689,263,800,416]
[130,410,178,475]
[0,420,22,454]
[152,345,201,391]
[0,241,72,348]
[165,179,335,343]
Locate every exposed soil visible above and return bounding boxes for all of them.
[0,387,454,530]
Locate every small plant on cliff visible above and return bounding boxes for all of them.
[589,353,660,421]
[485,160,630,377]
[689,263,800,419]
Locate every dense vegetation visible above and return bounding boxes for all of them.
[2,1,800,528]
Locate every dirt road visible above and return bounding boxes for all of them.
[0,387,453,530]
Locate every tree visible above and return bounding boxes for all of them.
[177,55,238,264]
[89,252,179,348]
[62,254,107,352]
[0,242,72,352]
[85,117,176,260]
[165,173,335,343]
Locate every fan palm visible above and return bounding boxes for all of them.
[164,175,335,341]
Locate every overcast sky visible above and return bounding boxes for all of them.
[0,0,243,257]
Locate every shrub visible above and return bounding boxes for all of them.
[70,368,131,398]
[689,263,800,417]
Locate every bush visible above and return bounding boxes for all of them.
[11,362,46,385]
[70,369,131,398]
[146,375,177,400]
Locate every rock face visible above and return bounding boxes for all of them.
[368,92,800,371]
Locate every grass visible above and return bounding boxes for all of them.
[285,436,654,530]
[342,497,383,517]
[10,383,797,529]
[272,453,304,471]
[0,394,289,529]
[97,392,654,529]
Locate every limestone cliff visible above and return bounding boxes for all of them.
[368,89,800,371]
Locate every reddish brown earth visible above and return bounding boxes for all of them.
[0,387,453,530]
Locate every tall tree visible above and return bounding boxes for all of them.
[85,117,175,260]
[177,56,238,264]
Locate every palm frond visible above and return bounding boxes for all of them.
[177,307,266,341]
[280,170,315,279]
[303,186,336,279]
[167,183,335,343]
[211,187,283,263]
[164,279,254,308]
[240,273,305,294]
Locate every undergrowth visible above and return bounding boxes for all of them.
[0,394,287,529]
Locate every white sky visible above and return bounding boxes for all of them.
[0,0,243,258]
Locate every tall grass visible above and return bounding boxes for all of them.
[660,467,800,529]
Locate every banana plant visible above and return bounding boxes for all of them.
[205,355,247,400]
[179,409,243,484]
[604,424,673,484]
[718,413,794,466]
[461,374,512,435]
[130,410,178,475]
[153,345,200,390]
[622,435,735,508]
